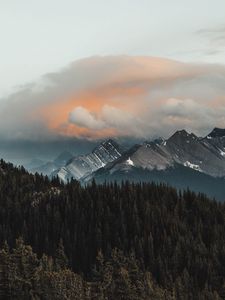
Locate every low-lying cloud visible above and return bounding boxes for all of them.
[0,55,225,141]
[69,107,106,130]
[69,105,145,137]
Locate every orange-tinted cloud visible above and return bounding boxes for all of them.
[1,55,225,140]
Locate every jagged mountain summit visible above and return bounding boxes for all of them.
[53,139,124,182]
[84,129,225,179]
[205,128,225,154]
[207,127,225,138]
[166,129,225,177]
[25,127,225,200]
[78,128,225,201]
[14,128,225,200]
[48,128,225,182]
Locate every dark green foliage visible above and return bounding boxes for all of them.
[0,239,168,299]
[0,238,88,299]
[55,239,69,271]
[92,248,168,299]
[0,159,225,299]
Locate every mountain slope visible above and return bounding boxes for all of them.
[207,127,225,138]
[82,128,225,201]
[205,127,225,156]
[84,163,225,201]
[54,139,124,182]
[86,129,225,179]
[166,130,225,177]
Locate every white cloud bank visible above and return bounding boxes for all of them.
[0,55,225,140]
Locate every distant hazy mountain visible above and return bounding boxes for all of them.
[24,158,46,171]
[30,150,73,176]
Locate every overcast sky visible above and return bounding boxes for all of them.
[0,0,225,144]
[1,0,225,97]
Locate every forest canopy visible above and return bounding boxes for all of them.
[0,159,225,299]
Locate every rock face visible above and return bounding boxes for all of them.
[166,130,225,177]
[22,127,223,200]
[49,128,225,183]
[53,139,124,182]
[207,128,225,138]
[79,128,225,200]
[205,128,225,155]
[87,129,225,179]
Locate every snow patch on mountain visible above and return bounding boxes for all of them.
[126,157,134,166]
[219,149,225,157]
[57,167,70,182]
[184,161,202,172]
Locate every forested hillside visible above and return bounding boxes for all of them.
[0,159,225,299]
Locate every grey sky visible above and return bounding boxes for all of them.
[1,0,225,97]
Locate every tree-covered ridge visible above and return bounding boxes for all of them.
[0,159,225,299]
[0,238,169,299]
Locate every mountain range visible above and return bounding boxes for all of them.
[29,128,225,201]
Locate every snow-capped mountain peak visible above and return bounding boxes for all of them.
[83,128,225,184]
[53,139,124,182]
